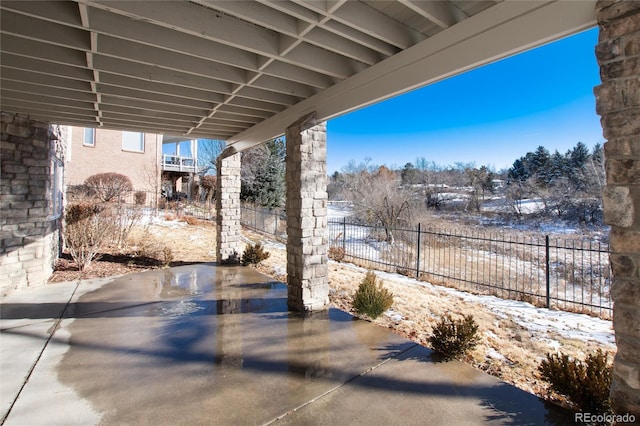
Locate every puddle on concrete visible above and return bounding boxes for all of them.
[57,264,407,425]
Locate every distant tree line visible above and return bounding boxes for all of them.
[222,137,604,227]
[328,141,605,229]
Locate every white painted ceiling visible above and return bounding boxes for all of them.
[0,1,595,151]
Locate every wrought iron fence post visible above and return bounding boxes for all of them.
[545,235,550,309]
[342,217,346,250]
[416,223,421,279]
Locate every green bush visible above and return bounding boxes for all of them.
[428,314,480,360]
[538,349,612,414]
[241,243,270,266]
[352,271,394,319]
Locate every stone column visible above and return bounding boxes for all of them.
[285,113,329,312]
[595,0,640,416]
[216,149,242,263]
[0,112,66,296]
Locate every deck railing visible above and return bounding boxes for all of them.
[161,154,196,173]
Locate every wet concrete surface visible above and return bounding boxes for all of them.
[1,264,575,425]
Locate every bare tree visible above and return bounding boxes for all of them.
[342,165,412,244]
[198,139,226,176]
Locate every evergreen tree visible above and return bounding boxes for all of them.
[241,138,286,208]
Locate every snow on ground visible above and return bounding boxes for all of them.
[346,264,615,348]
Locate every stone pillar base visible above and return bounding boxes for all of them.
[285,113,329,312]
[216,149,242,264]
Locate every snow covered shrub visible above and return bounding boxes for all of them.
[328,246,346,262]
[538,349,612,415]
[352,271,393,319]
[428,314,480,360]
[241,243,270,266]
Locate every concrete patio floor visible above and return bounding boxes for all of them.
[0,264,574,425]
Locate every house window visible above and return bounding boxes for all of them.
[83,128,95,146]
[122,132,144,152]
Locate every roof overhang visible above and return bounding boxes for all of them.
[0,1,596,152]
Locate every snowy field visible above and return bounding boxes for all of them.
[326,202,612,318]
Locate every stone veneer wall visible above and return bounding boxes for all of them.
[216,150,242,263]
[1,112,66,296]
[595,0,640,416]
[285,114,329,312]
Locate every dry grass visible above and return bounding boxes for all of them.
[247,229,616,406]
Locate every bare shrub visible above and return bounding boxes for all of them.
[201,175,216,205]
[63,202,117,270]
[162,246,174,267]
[134,191,146,205]
[179,216,199,226]
[129,231,163,259]
[428,314,480,360]
[538,350,612,415]
[111,204,142,248]
[84,172,132,202]
[328,246,346,262]
[352,271,394,319]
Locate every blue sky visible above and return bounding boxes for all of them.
[327,27,604,174]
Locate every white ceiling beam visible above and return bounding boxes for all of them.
[233,86,300,107]
[251,75,318,98]
[81,0,355,79]
[228,0,596,149]
[97,35,248,85]
[84,1,279,55]
[101,111,196,127]
[0,80,97,102]
[1,89,95,110]
[399,0,466,29]
[100,104,203,122]
[0,1,81,26]
[0,9,89,50]
[97,74,225,104]
[1,103,96,120]
[294,0,424,49]
[200,0,380,65]
[227,97,286,114]
[2,99,92,116]
[99,96,209,118]
[1,53,92,81]
[216,105,273,119]
[260,61,335,89]
[92,55,233,95]
[88,8,259,72]
[195,1,300,35]
[1,67,91,92]
[95,84,214,111]
[0,34,87,67]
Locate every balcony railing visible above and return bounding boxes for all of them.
[162,154,196,173]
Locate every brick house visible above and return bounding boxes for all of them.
[65,127,163,191]
[65,127,199,200]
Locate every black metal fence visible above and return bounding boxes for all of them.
[239,203,612,319]
[240,203,287,242]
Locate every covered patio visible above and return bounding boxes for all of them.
[1,264,574,424]
[1,0,639,416]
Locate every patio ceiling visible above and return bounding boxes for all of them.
[0,0,595,151]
